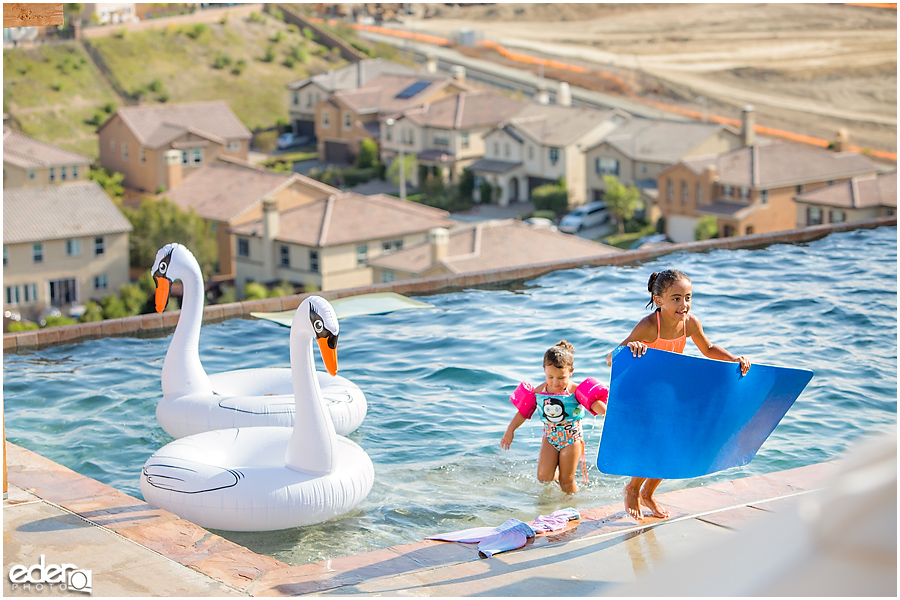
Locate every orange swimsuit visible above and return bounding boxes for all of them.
[646,310,687,353]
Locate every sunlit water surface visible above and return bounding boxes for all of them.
[4,226,896,565]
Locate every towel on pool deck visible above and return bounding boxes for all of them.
[426,509,580,557]
[596,347,813,480]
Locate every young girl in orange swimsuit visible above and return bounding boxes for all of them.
[606,269,751,521]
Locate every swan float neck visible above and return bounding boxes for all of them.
[152,243,211,399]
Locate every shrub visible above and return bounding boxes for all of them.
[478,180,494,204]
[44,315,77,328]
[458,169,475,201]
[694,216,719,241]
[147,79,163,92]
[101,295,127,320]
[356,138,379,169]
[302,27,316,41]
[212,54,233,69]
[283,56,296,68]
[244,282,268,301]
[268,281,296,298]
[8,321,39,332]
[79,301,104,323]
[531,183,568,217]
[231,59,247,75]
[185,24,207,39]
[262,45,276,62]
[216,285,236,305]
[271,31,285,43]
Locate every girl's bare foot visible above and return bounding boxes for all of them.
[623,485,643,521]
[640,493,669,519]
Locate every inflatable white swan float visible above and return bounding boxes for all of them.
[151,243,366,438]
[141,295,375,531]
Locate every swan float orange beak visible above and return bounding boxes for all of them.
[154,276,170,313]
[317,336,338,376]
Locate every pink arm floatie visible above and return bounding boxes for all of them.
[575,377,608,415]
[510,382,537,419]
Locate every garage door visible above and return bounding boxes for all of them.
[667,214,700,244]
[324,141,350,164]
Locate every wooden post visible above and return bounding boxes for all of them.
[3,3,63,28]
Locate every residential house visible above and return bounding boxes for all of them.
[80,3,137,25]
[315,73,471,163]
[3,128,93,189]
[286,58,419,140]
[3,180,132,320]
[229,192,457,292]
[656,112,878,242]
[584,119,742,222]
[794,171,896,226]
[379,90,527,187]
[163,161,339,278]
[368,219,620,282]
[97,101,252,193]
[468,103,630,207]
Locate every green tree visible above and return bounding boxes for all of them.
[89,167,124,203]
[356,138,379,169]
[602,175,640,235]
[124,197,218,278]
[119,282,150,315]
[478,180,494,204]
[79,301,104,322]
[459,169,475,201]
[695,216,719,241]
[386,154,416,192]
[101,294,127,319]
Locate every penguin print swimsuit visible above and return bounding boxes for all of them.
[538,392,586,451]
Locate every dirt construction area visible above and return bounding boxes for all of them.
[404,3,897,156]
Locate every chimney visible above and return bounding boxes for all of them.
[164,149,182,191]
[535,81,550,105]
[425,53,437,74]
[428,227,449,265]
[741,105,755,147]
[557,82,572,107]
[701,164,718,204]
[834,128,850,152]
[262,198,279,282]
[451,65,466,84]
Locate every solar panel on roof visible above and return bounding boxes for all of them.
[395,80,432,99]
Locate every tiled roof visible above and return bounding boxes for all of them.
[164,162,338,223]
[286,58,420,91]
[333,74,471,115]
[401,91,527,130]
[3,128,93,169]
[504,104,622,147]
[682,143,877,188]
[794,172,897,209]
[229,192,456,247]
[467,158,522,174]
[3,181,132,244]
[106,101,251,149]
[368,219,620,275]
[695,200,761,220]
[595,119,732,164]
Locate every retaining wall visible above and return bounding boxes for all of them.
[3,217,895,353]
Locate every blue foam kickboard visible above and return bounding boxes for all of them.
[596,347,813,479]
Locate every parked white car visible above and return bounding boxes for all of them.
[559,201,609,233]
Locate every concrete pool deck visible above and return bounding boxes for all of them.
[4,440,843,597]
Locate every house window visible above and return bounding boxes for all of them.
[322,111,330,128]
[28,170,35,180]
[381,271,395,283]
[6,286,20,305]
[343,112,351,130]
[356,245,368,266]
[641,164,648,174]
[49,278,78,306]
[434,134,449,148]
[681,181,688,204]
[461,132,469,149]
[309,250,319,273]
[49,167,55,182]
[2,247,6,266]
[182,151,189,165]
[110,139,115,152]
[122,142,128,160]
[830,209,846,223]
[745,226,755,235]
[238,238,249,257]
[739,187,750,200]
[61,166,67,181]
[66,239,81,256]
[723,224,735,237]
[549,147,559,165]
[94,275,108,290]
[23,283,37,302]
[385,126,392,141]
[807,206,823,226]
[722,185,733,197]
[696,183,703,204]
[94,237,105,256]
[504,143,510,158]
[33,243,43,263]
[140,148,146,164]
[528,146,534,160]
[307,93,315,108]
[493,142,499,156]
[72,165,79,178]
[761,189,769,204]
[227,141,240,152]
[382,239,403,254]
[796,184,804,194]
[192,148,202,164]
[293,91,299,105]
[596,158,618,176]
[280,245,290,267]
[666,180,673,202]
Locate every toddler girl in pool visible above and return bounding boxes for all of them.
[606,269,751,521]
[500,340,608,494]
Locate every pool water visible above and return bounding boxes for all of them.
[4,226,896,565]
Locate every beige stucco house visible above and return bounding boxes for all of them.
[315,73,471,163]
[368,219,621,282]
[469,103,630,207]
[97,101,252,193]
[794,171,896,226]
[379,90,527,187]
[162,161,339,278]
[229,192,457,292]
[3,128,93,189]
[3,181,132,321]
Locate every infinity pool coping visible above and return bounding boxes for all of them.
[4,217,894,353]
[4,440,842,596]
